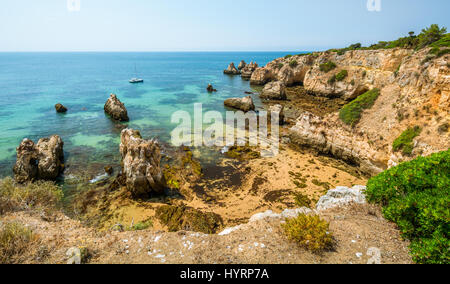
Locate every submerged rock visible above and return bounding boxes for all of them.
[104,94,129,122]
[260,81,287,100]
[119,129,166,197]
[206,84,217,92]
[224,63,240,75]
[224,96,255,112]
[13,135,64,183]
[55,103,68,113]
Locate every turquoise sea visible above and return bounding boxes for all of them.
[0,52,298,184]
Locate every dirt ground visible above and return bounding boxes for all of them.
[0,203,412,264]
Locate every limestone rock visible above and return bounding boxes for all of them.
[224,63,240,75]
[269,104,285,125]
[241,62,258,80]
[119,129,166,197]
[13,136,64,183]
[224,96,255,112]
[316,185,367,211]
[55,103,67,113]
[104,94,129,122]
[260,81,287,100]
[250,68,274,85]
[36,135,65,180]
[238,60,247,70]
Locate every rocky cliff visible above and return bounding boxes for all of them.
[252,48,449,175]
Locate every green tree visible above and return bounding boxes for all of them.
[418,24,447,48]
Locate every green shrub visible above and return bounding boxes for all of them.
[277,63,284,69]
[365,150,450,264]
[339,89,380,126]
[0,222,39,264]
[289,60,298,68]
[335,70,348,81]
[392,126,422,156]
[284,54,293,59]
[130,219,153,231]
[282,214,334,253]
[431,33,450,48]
[319,61,337,73]
[294,192,312,208]
[418,24,447,49]
[0,178,63,215]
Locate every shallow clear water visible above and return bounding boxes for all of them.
[0,52,300,181]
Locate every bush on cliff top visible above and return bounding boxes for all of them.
[282,214,334,253]
[330,25,447,52]
[339,88,380,127]
[392,126,422,156]
[0,178,63,215]
[366,150,450,264]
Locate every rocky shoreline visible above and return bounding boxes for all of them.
[1,34,448,264]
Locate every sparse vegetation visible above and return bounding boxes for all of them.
[130,219,153,231]
[329,70,348,84]
[289,60,298,68]
[339,88,380,126]
[319,61,337,73]
[282,214,334,253]
[293,192,312,208]
[392,126,422,156]
[0,222,40,264]
[0,178,63,215]
[284,54,293,59]
[156,205,223,234]
[438,122,449,133]
[366,150,450,264]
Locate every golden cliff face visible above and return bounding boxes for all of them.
[252,48,449,175]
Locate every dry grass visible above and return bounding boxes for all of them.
[0,177,63,215]
[0,222,40,264]
[282,214,334,253]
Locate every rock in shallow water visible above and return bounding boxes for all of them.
[119,129,166,197]
[13,135,64,183]
[223,62,240,75]
[224,96,255,112]
[104,94,129,122]
[55,103,67,113]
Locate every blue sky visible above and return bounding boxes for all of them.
[0,0,449,51]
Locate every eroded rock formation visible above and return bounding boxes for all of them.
[256,48,449,174]
[119,129,166,197]
[13,135,64,183]
[241,62,259,81]
[238,60,246,70]
[260,81,287,100]
[269,104,285,125]
[104,94,129,122]
[224,96,255,112]
[224,63,240,75]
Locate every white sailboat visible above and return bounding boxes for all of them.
[129,64,144,83]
